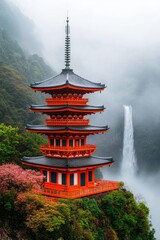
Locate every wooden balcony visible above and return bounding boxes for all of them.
[40,179,119,199]
[40,144,96,157]
[45,119,89,126]
[45,98,88,106]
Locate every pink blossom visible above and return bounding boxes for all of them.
[0,164,44,192]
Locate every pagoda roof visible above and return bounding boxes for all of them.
[26,124,108,134]
[31,69,105,91]
[22,155,113,169]
[30,104,104,112]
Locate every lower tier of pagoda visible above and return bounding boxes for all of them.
[40,179,119,199]
[22,155,119,199]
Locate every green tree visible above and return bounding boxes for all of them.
[0,123,46,164]
[101,189,155,240]
[17,132,47,160]
[0,123,19,164]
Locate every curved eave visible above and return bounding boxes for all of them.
[22,155,114,170]
[30,105,105,114]
[31,69,106,92]
[26,125,109,135]
[31,83,105,93]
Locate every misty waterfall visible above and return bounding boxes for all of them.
[121,105,137,178]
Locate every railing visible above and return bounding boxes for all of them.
[45,119,89,126]
[40,179,119,199]
[40,144,96,157]
[40,144,96,151]
[45,98,88,106]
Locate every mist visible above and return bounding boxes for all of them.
[9,0,160,128]
[8,0,160,238]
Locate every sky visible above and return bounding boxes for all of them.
[8,0,160,238]
[9,0,160,72]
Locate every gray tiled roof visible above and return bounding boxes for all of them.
[31,69,105,89]
[26,125,108,132]
[30,104,104,111]
[22,155,113,168]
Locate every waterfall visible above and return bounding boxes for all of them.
[121,105,137,179]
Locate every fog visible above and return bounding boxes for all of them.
[8,0,160,238]
[9,0,160,126]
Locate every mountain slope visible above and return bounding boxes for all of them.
[0,63,41,128]
[0,0,55,128]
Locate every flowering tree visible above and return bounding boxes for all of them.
[0,164,44,192]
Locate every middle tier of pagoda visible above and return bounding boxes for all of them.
[27,91,108,158]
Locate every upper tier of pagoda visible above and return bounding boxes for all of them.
[31,69,105,94]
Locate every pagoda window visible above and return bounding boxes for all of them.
[88,171,92,182]
[51,172,57,183]
[68,93,72,98]
[56,139,60,147]
[69,139,73,147]
[62,139,66,146]
[63,93,67,99]
[43,170,47,182]
[50,138,54,146]
[70,174,74,186]
[81,139,84,146]
[79,115,83,119]
[68,115,72,120]
[80,173,86,186]
[62,173,66,185]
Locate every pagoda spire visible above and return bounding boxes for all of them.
[65,16,70,69]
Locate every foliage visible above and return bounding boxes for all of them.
[17,131,47,160]
[0,62,41,128]
[101,189,155,240]
[26,202,65,240]
[0,163,43,192]
[0,123,19,164]
[0,123,46,164]
[0,181,156,240]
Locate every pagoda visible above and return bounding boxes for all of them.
[22,18,119,199]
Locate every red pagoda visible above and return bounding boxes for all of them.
[22,18,119,199]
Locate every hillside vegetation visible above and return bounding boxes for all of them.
[0,164,155,240]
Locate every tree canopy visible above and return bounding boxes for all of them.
[0,123,46,165]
